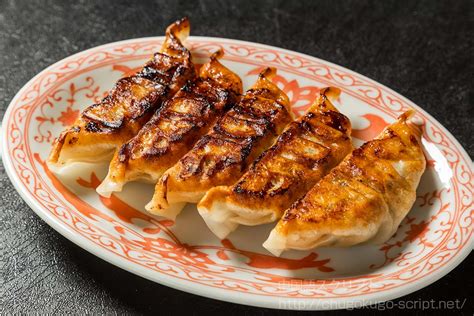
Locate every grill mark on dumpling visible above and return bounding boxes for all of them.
[330,167,384,201]
[138,52,191,86]
[231,105,350,200]
[177,134,254,179]
[278,123,332,169]
[238,96,285,118]
[175,91,290,180]
[81,78,166,128]
[318,109,350,134]
[85,121,105,133]
[118,77,238,162]
[79,50,195,135]
[282,174,376,224]
[234,171,292,198]
[345,147,414,198]
[245,88,286,104]
[213,113,274,140]
[281,130,414,224]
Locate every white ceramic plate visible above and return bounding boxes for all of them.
[2,37,472,310]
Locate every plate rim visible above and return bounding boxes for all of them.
[2,35,473,310]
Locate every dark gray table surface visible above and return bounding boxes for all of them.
[1,0,472,314]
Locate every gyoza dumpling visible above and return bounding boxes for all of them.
[198,87,353,238]
[48,18,196,171]
[146,68,294,219]
[263,110,426,256]
[96,50,243,196]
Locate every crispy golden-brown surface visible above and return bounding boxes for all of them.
[48,18,196,168]
[146,68,294,219]
[264,110,426,256]
[197,87,354,238]
[96,51,243,196]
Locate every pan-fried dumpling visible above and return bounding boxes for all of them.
[263,110,426,256]
[146,68,294,219]
[96,50,243,197]
[48,18,196,171]
[198,87,353,238]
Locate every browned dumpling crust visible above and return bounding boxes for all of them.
[96,50,243,196]
[48,18,196,170]
[146,68,294,219]
[264,110,426,256]
[198,87,353,239]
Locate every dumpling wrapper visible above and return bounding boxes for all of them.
[146,67,294,219]
[263,110,426,256]
[198,87,353,239]
[96,50,243,197]
[48,18,196,173]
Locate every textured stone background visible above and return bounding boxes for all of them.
[0,0,472,314]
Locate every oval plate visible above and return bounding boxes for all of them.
[2,37,473,310]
